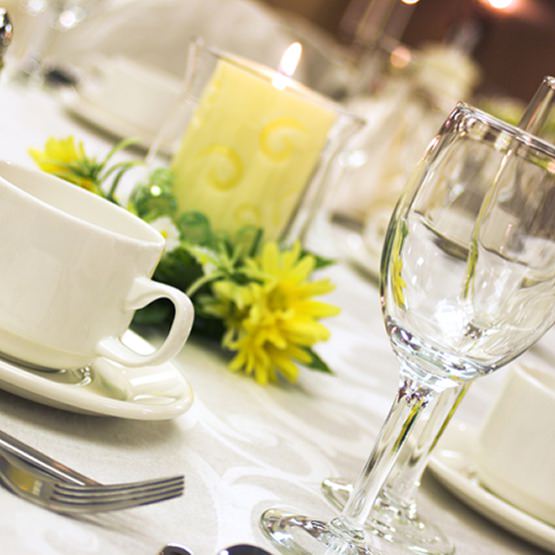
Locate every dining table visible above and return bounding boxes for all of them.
[0,78,552,555]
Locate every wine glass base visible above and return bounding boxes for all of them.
[321,478,454,555]
[260,508,384,554]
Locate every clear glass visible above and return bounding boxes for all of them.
[148,38,364,243]
[319,74,555,555]
[260,103,555,554]
[6,0,99,83]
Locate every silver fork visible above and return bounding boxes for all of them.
[0,452,184,513]
[0,429,100,485]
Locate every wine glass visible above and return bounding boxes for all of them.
[320,75,555,555]
[260,102,555,554]
[7,0,100,82]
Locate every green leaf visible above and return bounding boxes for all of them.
[177,211,214,246]
[129,169,178,220]
[300,249,335,270]
[154,246,203,293]
[303,348,334,374]
[132,299,173,326]
[184,243,224,269]
[98,137,139,169]
[232,226,264,260]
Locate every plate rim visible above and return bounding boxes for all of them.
[429,421,555,553]
[61,89,170,154]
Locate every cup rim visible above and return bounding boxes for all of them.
[454,102,555,160]
[0,160,164,249]
[191,37,366,127]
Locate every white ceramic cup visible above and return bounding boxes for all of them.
[81,55,182,135]
[0,161,194,370]
[476,362,555,525]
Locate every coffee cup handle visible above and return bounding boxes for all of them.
[96,277,194,367]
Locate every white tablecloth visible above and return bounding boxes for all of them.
[0,82,551,555]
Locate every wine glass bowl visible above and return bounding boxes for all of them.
[382,105,555,385]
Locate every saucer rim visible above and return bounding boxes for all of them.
[429,421,555,553]
[0,330,194,420]
[61,89,172,155]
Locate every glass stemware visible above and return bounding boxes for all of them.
[260,102,555,554]
[319,75,555,555]
[6,0,99,83]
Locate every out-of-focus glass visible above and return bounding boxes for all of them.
[148,39,364,242]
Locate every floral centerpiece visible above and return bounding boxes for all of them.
[29,137,339,385]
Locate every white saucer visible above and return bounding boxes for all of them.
[429,421,555,553]
[0,330,194,420]
[61,90,173,155]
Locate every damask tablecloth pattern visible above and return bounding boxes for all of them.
[0,83,550,554]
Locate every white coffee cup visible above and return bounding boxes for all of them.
[81,55,182,135]
[0,161,194,370]
[476,362,555,525]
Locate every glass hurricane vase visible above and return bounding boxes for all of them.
[147,38,364,244]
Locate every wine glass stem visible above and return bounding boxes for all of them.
[332,364,458,534]
[380,382,469,508]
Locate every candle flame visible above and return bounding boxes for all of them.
[401,0,420,5]
[273,42,302,90]
[279,42,302,77]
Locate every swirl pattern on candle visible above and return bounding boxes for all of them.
[199,145,243,191]
[259,117,305,163]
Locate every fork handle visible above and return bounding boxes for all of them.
[0,430,99,485]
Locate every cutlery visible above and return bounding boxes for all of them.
[159,544,274,555]
[218,545,274,555]
[0,429,99,485]
[0,451,184,513]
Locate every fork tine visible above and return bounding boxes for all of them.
[50,484,184,513]
[52,475,184,497]
[0,451,184,514]
[52,482,184,505]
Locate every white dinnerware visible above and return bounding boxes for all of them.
[0,330,194,420]
[0,161,194,370]
[429,420,555,554]
[476,363,555,526]
[78,55,182,136]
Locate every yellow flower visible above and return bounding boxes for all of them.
[210,242,339,385]
[29,136,98,192]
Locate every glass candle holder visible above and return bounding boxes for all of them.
[148,39,364,242]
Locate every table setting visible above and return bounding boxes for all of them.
[0,1,554,554]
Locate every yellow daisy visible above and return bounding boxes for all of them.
[210,242,339,384]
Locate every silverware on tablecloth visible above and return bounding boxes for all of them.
[0,428,100,485]
[0,451,184,513]
[159,544,274,555]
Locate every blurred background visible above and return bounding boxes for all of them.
[2,0,553,264]
[263,0,555,100]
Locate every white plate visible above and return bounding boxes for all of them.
[0,330,194,420]
[61,90,172,155]
[429,421,555,553]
